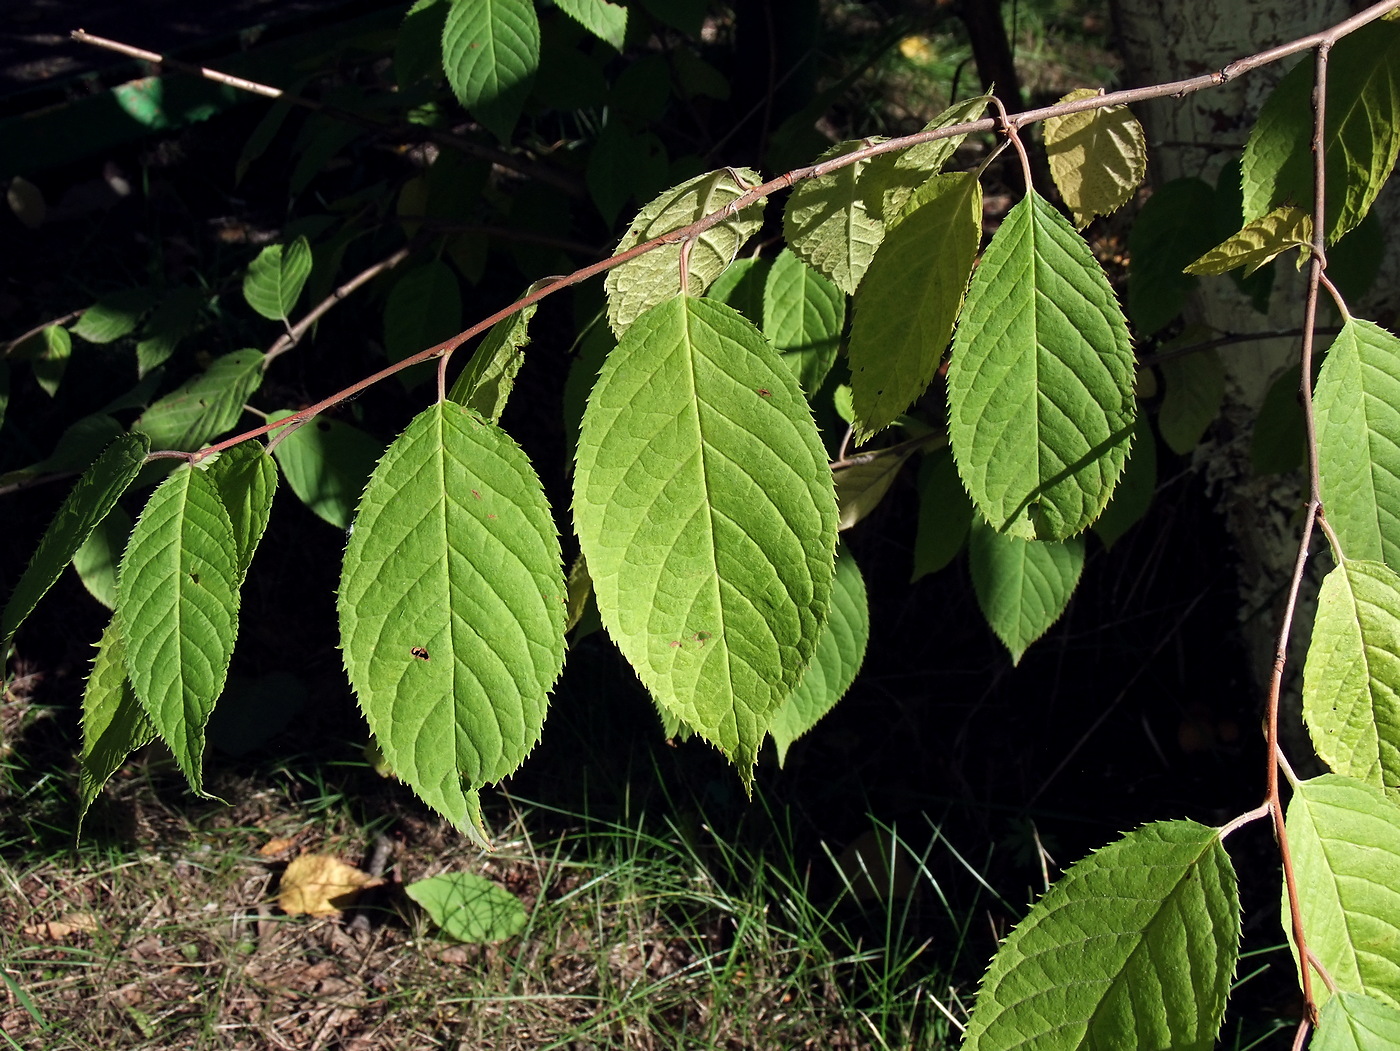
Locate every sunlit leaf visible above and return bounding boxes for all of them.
[71,288,155,344]
[574,296,838,781]
[117,462,240,797]
[442,0,540,142]
[1184,206,1311,277]
[861,94,991,221]
[1304,562,1400,796]
[339,402,566,847]
[279,854,381,917]
[554,0,627,51]
[1312,992,1400,1051]
[783,140,884,296]
[1316,318,1400,566]
[605,167,765,335]
[963,821,1238,1051]
[1043,88,1147,229]
[1287,774,1400,1009]
[1,432,149,652]
[947,190,1136,540]
[770,545,868,765]
[448,284,543,423]
[242,238,313,321]
[850,172,980,441]
[205,443,277,582]
[969,519,1083,664]
[406,872,527,943]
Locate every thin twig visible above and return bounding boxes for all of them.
[1138,326,1343,369]
[988,95,1033,192]
[1290,1019,1312,1051]
[2,311,85,356]
[69,30,583,197]
[1218,802,1271,840]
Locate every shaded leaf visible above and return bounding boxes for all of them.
[397,0,448,88]
[762,249,845,396]
[850,172,980,440]
[1158,345,1225,455]
[133,349,265,452]
[1184,206,1311,277]
[1287,774,1400,1009]
[706,256,770,326]
[1316,318,1400,565]
[448,284,542,423]
[969,518,1084,664]
[117,463,240,797]
[1043,88,1147,229]
[947,190,1137,540]
[862,94,991,221]
[1127,178,1216,337]
[1304,561,1400,796]
[384,261,462,382]
[1,433,150,652]
[911,447,973,581]
[963,821,1238,1051]
[784,140,884,297]
[442,0,540,142]
[1251,363,1306,476]
[770,545,868,766]
[338,402,566,847]
[406,872,527,943]
[136,287,206,377]
[835,441,922,531]
[1092,415,1156,549]
[72,504,132,610]
[78,615,155,829]
[605,168,765,336]
[573,297,838,781]
[0,413,125,490]
[242,238,313,321]
[268,411,383,531]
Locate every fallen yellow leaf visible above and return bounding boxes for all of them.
[23,912,100,940]
[278,854,382,917]
[259,837,297,857]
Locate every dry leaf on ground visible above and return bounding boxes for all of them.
[278,854,382,917]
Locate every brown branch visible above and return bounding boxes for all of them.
[2,310,84,357]
[1139,326,1344,368]
[68,30,584,198]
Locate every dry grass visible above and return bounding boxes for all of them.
[0,744,967,1051]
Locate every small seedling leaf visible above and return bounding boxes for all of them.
[407,871,527,942]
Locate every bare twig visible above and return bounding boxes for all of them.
[1138,326,1344,368]
[2,310,85,356]
[1218,802,1271,840]
[69,30,583,197]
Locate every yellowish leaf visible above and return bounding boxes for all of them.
[1043,88,1147,229]
[259,836,297,857]
[278,854,381,917]
[1185,206,1312,277]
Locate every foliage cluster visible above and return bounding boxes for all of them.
[6,0,1400,1046]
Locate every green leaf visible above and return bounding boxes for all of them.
[554,0,627,51]
[947,190,1137,540]
[834,440,923,531]
[1,432,150,652]
[205,444,277,582]
[397,0,448,88]
[0,413,125,491]
[769,545,868,766]
[1127,178,1216,337]
[762,249,845,396]
[448,288,540,423]
[1092,415,1156,549]
[1242,21,1400,244]
[1304,561,1400,795]
[1316,318,1400,565]
[861,94,991,222]
[407,871,526,942]
[783,140,884,297]
[78,615,156,830]
[1287,774,1400,1009]
[604,167,766,336]
[71,288,155,343]
[441,0,540,142]
[1184,206,1312,277]
[72,504,132,610]
[850,172,980,441]
[963,820,1238,1051]
[383,261,462,379]
[706,256,770,326]
[573,297,838,781]
[136,287,206,377]
[1158,345,1225,455]
[1251,363,1306,475]
[268,411,383,531]
[338,402,566,847]
[133,349,265,452]
[911,447,972,581]
[117,463,241,797]
[1043,88,1147,229]
[969,519,1084,664]
[21,325,71,398]
[1312,992,1400,1051]
[242,238,313,321]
